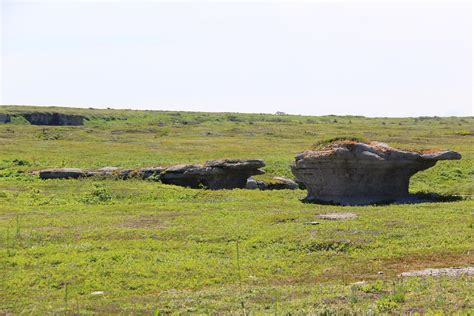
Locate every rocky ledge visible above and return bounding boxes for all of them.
[39,159,265,190]
[160,159,265,189]
[291,141,461,205]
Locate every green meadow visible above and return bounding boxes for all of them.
[0,105,473,314]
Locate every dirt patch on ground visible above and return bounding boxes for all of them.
[383,253,474,277]
[400,266,474,277]
[117,216,167,229]
[116,211,190,229]
[315,212,358,220]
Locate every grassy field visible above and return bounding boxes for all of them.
[0,105,473,314]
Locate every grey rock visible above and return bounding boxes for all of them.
[21,112,85,126]
[267,176,299,190]
[292,141,462,205]
[39,168,84,179]
[245,178,259,189]
[0,113,11,123]
[87,167,135,179]
[161,159,265,189]
[97,166,120,174]
[138,167,165,179]
[256,180,268,190]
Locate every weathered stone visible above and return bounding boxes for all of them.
[138,167,165,179]
[292,141,462,205]
[97,166,121,174]
[267,176,299,190]
[21,112,85,126]
[245,178,259,189]
[39,168,84,179]
[161,159,265,189]
[160,164,204,188]
[256,180,268,190]
[0,113,11,123]
[86,167,136,179]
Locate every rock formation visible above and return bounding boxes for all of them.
[21,112,85,126]
[160,159,265,189]
[0,114,11,123]
[38,160,264,190]
[40,167,164,180]
[267,176,299,190]
[39,168,84,179]
[291,141,462,205]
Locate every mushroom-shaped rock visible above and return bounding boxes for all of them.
[161,159,265,189]
[291,141,461,205]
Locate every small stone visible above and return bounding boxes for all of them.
[303,221,320,225]
[245,177,259,189]
[91,291,104,295]
[267,177,299,190]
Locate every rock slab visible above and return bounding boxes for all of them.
[161,159,265,189]
[291,141,461,205]
[22,112,85,126]
[39,168,84,179]
[0,114,11,123]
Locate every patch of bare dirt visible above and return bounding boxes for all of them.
[400,266,474,277]
[315,212,358,220]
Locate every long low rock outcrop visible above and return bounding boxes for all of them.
[38,159,265,190]
[0,114,11,123]
[291,141,462,205]
[160,159,265,189]
[22,112,86,126]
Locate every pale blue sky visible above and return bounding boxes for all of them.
[1,0,472,116]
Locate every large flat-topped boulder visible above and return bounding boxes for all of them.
[161,159,265,189]
[291,141,461,205]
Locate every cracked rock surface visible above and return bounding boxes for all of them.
[161,159,265,189]
[291,141,461,205]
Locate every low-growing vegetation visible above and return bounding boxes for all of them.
[0,105,473,313]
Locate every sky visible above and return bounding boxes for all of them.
[1,0,472,117]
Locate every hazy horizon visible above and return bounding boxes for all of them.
[1,1,472,117]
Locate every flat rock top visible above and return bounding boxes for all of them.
[295,141,461,163]
[315,212,358,220]
[40,168,83,173]
[165,164,201,172]
[204,159,265,169]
